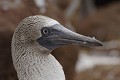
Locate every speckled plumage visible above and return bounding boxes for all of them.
[12,15,103,80]
[12,15,65,80]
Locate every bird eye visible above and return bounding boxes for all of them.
[41,27,50,35]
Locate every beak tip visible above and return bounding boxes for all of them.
[98,42,104,46]
[94,40,104,46]
[86,38,104,47]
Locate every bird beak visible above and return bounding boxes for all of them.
[37,24,103,50]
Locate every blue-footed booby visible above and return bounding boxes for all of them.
[11,15,103,80]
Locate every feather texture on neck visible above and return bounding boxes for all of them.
[12,40,65,80]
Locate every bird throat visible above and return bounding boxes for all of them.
[13,43,65,80]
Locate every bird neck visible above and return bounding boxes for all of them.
[12,42,65,80]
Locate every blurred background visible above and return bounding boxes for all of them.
[0,0,120,80]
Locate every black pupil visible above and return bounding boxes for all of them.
[41,27,51,35]
[42,28,49,35]
[43,29,48,34]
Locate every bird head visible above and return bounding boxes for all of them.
[15,15,103,50]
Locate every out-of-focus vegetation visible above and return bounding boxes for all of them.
[0,0,120,80]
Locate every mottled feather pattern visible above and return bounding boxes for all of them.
[12,15,65,80]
